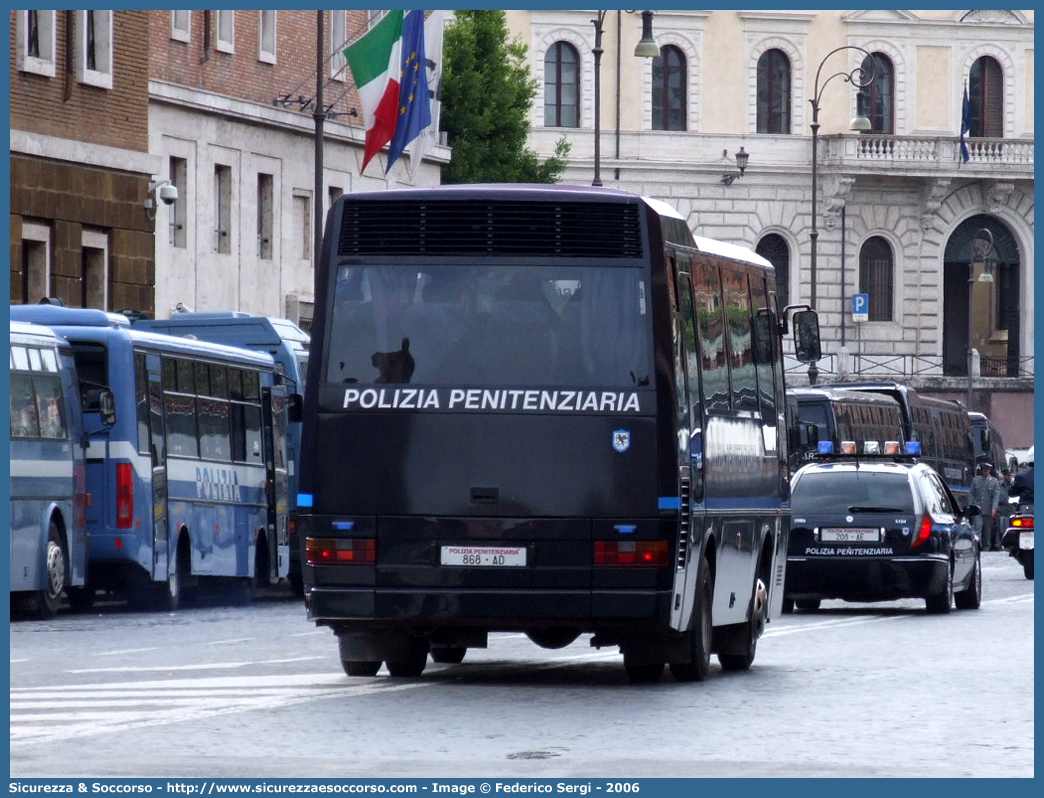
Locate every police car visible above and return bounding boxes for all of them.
[785,440,982,614]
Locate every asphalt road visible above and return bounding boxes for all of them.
[9,550,1034,779]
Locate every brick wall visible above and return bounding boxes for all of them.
[10,156,155,315]
[9,11,149,152]
[148,10,364,127]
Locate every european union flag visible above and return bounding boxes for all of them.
[959,82,972,164]
[386,10,432,172]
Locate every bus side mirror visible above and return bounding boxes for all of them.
[792,310,822,363]
[288,393,303,423]
[99,389,117,427]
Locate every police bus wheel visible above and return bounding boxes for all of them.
[386,639,429,678]
[37,522,66,620]
[719,577,765,672]
[153,557,181,612]
[430,646,467,665]
[669,558,713,682]
[342,660,381,677]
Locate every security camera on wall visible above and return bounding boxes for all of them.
[145,179,178,220]
[157,183,178,205]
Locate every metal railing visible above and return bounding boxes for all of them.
[784,353,1035,383]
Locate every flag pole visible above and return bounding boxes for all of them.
[314,11,326,273]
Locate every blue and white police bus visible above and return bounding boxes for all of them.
[9,321,89,618]
[132,311,308,594]
[9,305,291,610]
[298,184,821,682]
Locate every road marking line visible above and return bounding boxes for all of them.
[91,648,158,657]
[68,656,324,673]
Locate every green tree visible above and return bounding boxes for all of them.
[441,10,569,184]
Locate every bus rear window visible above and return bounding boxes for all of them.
[325,264,650,388]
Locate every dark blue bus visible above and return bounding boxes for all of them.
[298,185,821,682]
[831,381,975,504]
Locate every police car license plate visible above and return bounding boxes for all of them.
[440,545,527,566]
[1019,531,1034,550]
[820,528,880,543]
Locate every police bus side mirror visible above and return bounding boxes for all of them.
[792,310,822,363]
[98,389,117,427]
[288,394,303,423]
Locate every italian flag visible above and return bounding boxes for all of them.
[344,10,405,174]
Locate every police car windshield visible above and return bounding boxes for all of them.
[792,470,915,514]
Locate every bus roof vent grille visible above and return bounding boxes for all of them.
[337,200,643,258]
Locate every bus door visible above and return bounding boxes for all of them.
[262,384,290,580]
[668,261,704,633]
[142,354,169,581]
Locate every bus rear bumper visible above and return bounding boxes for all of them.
[306,587,670,627]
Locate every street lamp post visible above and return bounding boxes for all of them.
[807,46,876,384]
[967,229,995,411]
[592,10,658,187]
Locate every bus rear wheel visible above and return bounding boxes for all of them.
[669,558,713,682]
[430,646,467,665]
[342,660,381,677]
[718,578,765,672]
[36,522,66,620]
[153,557,181,612]
[386,639,429,678]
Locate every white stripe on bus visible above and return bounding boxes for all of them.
[10,459,74,479]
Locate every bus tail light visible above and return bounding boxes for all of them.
[305,537,375,565]
[594,540,668,566]
[116,463,133,529]
[911,515,934,548]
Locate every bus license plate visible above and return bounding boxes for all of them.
[820,528,880,543]
[1019,531,1034,550]
[440,546,527,567]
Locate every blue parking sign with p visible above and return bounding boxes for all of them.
[852,293,869,322]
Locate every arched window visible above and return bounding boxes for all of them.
[544,42,579,128]
[860,53,894,134]
[652,45,686,131]
[756,49,790,134]
[859,236,894,322]
[969,56,1003,138]
[755,234,789,310]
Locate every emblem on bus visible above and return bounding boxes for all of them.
[612,429,631,453]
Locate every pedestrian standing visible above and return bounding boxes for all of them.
[969,462,1001,549]
[995,468,1015,551]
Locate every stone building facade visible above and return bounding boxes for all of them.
[10,10,448,328]
[10,10,160,314]
[507,9,1034,446]
[146,10,448,330]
